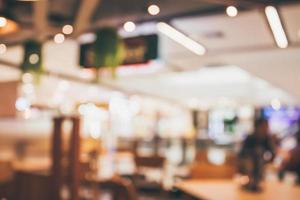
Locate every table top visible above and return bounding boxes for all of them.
[175,179,300,200]
[13,158,50,172]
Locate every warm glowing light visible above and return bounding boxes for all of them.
[78,103,106,138]
[148,4,160,16]
[62,24,73,35]
[157,22,206,55]
[265,6,288,48]
[22,73,33,83]
[29,54,39,64]
[0,17,7,28]
[54,33,65,44]
[123,21,136,32]
[271,98,281,110]
[226,6,238,17]
[22,83,35,95]
[0,44,6,54]
[0,18,19,36]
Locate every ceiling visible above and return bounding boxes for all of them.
[0,0,300,108]
[0,0,299,43]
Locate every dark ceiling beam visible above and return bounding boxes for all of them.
[73,0,101,36]
[88,5,227,31]
[198,0,267,7]
[33,0,49,41]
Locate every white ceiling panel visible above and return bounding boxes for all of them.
[171,10,274,51]
[280,4,300,43]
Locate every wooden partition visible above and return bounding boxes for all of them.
[51,116,81,200]
[0,81,18,118]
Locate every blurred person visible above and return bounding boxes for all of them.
[279,121,300,184]
[238,118,276,191]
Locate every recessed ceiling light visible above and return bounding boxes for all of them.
[148,4,160,16]
[15,97,30,112]
[157,22,206,55]
[226,6,238,17]
[22,73,33,83]
[0,17,7,28]
[0,44,7,54]
[123,21,136,32]
[54,33,65,44]
[271,98,281,110]
[265,6,288,48]
[62,24,73,35]
[29,54,39,64]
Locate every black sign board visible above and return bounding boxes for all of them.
[79,34,158,68]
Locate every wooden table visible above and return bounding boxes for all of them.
[13,158,50,172]
[175,179,300,200]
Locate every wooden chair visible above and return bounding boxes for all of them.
[13,171,51,200]
[0,160,13,183]
[133,155,166,193]
[0,160,14,199]
[99,176,137,200]
[134,155,165,169]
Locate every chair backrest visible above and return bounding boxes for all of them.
[134,155,165,169]
[100,176,137,200]
[13,171,51,200]
[0,160,13,183]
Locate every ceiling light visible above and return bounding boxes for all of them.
[78,33,96,43]
[148,4,160,16]
[157,22,206,55]
[54,33,65,44]
[207,148,226,166]
[123,21,136,32]
[15,97,30,112]
[226,6,238,17]
[271,98,281,110]
[62,24,73,35]
[0,17,19,36]
[29,54,39,64]
[0,17,7,28]
[0,44,6,54]
[265,6,288,48]
[22,73,33,83]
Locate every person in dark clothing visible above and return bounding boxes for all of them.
[238,118,276,191]
[280,121,300,184]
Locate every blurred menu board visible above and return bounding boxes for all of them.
[0,81,18,117]
[80,34,158,68]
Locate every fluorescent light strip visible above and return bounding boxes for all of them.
[157,22,206,55]
[265,6,288,48]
